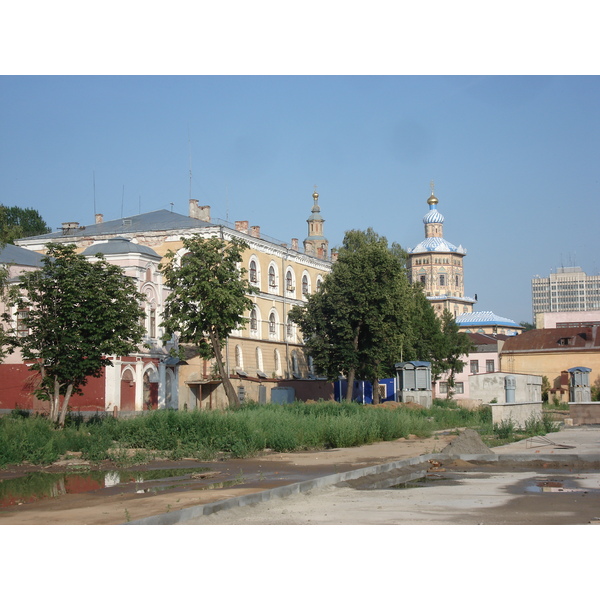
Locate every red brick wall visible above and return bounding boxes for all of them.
[0,364,106,412]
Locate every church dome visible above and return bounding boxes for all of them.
[423,208,444,224]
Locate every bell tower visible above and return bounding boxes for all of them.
[303,187,329,259]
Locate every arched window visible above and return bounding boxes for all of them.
[269,312,276,334]
[302,274,309,295]
[269,265,276,288]
[235,345,243,369]
[249,260,257,283]
[316,277,323,292]
[250,308,258,331]
[286,270,293,291]
[439,274,445,286]
[256,347,264,372]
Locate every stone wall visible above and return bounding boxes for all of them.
[491,402,543,428]
[569,402,600,425]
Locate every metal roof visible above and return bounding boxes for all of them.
[18,209,213,241]
[0,243,45,267]
[502,326,600,353]
[408,237,466,255]
[81,237,161,259]
[456,311,519,328]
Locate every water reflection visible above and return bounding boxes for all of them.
[0,467,209,507]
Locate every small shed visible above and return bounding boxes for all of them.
[395,361,432,408]
[568,367,592,403]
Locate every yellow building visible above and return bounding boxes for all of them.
[407,186,476,317]
[16,192,333,410]
[500,326,600,397]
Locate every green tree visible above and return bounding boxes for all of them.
[435,309,475,399]
[290,228,414,403]
[0,205,51,245]
[160,235,257,408]
[12,243,146,427]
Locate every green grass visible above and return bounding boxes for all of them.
[0,400,563,467]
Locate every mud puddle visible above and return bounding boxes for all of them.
[0,466,213,507]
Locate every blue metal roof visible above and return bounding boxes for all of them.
[409,237,466,255]
[455,311,520,328]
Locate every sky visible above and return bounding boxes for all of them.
[1,4,599,329]
[2,75,599,325]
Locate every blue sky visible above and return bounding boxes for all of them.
[1,75,599,325]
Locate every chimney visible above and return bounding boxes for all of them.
[250,225,261,238]
[61,222,82,235]
[189,199,211,222]
[291,238,299,251]
[95,214,104,224]
[235,220,249,234]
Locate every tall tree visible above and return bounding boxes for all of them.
[290,228,413,403]
[160,235,257,408]
[0,205,51,245]
[435,309,475,399]
[12,243,146,426]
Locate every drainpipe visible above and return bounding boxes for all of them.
[282,247,290,378]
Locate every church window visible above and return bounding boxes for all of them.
[439,274,445,286]
[249,260,257,283]
[455,275,459,287]
[420,275,426,285]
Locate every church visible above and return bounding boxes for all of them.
[407,185,476,317]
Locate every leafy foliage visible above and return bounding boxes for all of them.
[290,228,414,402]
[0,205,51,245]
[12,243,146,426]
[160,235,258,407]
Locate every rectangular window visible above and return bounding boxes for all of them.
[455,382,464,394]
[17,310,29,337]
[470,360,479,374]
[486,359,494,372]
[439,382,448,394]
[149,309,156,338]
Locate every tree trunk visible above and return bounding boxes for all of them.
[345,368,356,402]
[50,373,60,424]
[57,383,74,428]
[372,379,380,404]
[208,329,239,408]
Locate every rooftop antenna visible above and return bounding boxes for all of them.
[188,125,193,199]
[93,171,97,217]
[170,202,174,212]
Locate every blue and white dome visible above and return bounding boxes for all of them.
[410,237,466,254]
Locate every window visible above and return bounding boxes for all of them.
[286,319,293,338]
[149,308,156,338]
[455,275,459,287]
[250,309,258,331]
[302,274,309,295]
[455,382,464,394]
[420,275,426,285]
[286,270,293,291]
[249,260,257,283]
[316,278,323,292]
[439,274,445,286]
[16,310,29,337]
[486,360,494,373]
[470,360,479,374]
[269,313,276,334]
[235,345,243,369]
[269,265,276,288]
[439,382,448,394]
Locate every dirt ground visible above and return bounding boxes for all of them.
[0,433,454,525]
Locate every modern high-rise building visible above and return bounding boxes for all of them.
[532,267,600,322]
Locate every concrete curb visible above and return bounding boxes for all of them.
[125,451,600,525]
